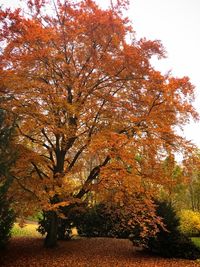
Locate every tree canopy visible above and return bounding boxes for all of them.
[0,0,198,247]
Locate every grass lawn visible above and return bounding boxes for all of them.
[11,222,42,238]
[192,237,200,248]
[11,222,78,238]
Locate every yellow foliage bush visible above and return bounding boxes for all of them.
[179,210,200,237]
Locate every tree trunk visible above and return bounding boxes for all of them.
[44,211,58,248]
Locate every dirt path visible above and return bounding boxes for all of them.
[1,237,200,266]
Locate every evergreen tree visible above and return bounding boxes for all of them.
[0,109,16,249]
[147,200,200,259]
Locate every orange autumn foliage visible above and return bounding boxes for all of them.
[0,0,198,235]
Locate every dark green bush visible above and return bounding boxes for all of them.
[38,202,134,240]
[0,109,17,249]
[146,200,200,259]
[38,210,72,240]
[0,197,15,249]
[73,203,114,237]
[72,203,133,238]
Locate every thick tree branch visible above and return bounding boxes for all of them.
[31,162,49,179]
[67,144,87,172]
[75,155,110,199]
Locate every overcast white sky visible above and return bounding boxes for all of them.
[129,0,200,148]
[1,0,200,147]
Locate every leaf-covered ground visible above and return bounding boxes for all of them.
[1,237,200,267]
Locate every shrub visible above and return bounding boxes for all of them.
[0,197,15,249]
[72,203,137,239]
[0,109,17,248]
[73,203,126,238]
[38,210,72,240]
[38,203,135,240]
[179,209,200,237]
[146,200,200,259]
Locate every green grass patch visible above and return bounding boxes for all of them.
[191,237,200,248]
[11,223,42,238]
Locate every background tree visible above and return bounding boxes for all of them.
[0,108,16,248]
[155,155,188,207]
[0,0,198,247]
[181,151,200,211]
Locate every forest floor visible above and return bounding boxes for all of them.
[1,237,200,267]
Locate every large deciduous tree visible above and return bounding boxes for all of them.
[0,0,198,247]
